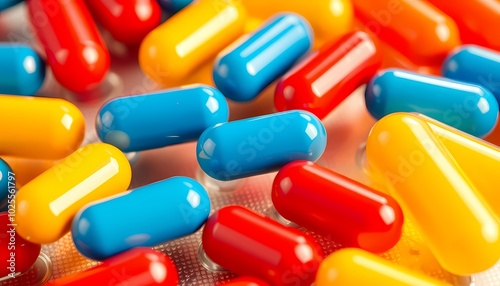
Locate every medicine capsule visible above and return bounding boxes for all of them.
[272,161,403,253]
[15,143,131,244]
[222,277,270,286]
[157,0,192,13]
[315,248,448,286]
[44,248,178,286]
[366,113,500,275]
[213,13,312,102]
[0,95,85,160]
[202,205,323,286]
[275,31,381,119]
[0,159,13,209]
[139,0,247,84]
[96,85,229,152]
[365,69,498,138]
[27,0,110,93]
[0,43,45,95]
[197,110,327,181]
[0,0,22,11]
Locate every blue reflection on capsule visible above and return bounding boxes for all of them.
[0,0,22,11]
[365,69,499,138]
[96,84,229,152]
[0,44,45,95]
[197,110,327,181]
[156,0,192,13]
[71,176,210,260]
[0,158,13,210]
[213,13,313,102]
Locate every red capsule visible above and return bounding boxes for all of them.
[221,276,271,286]
[45,248,178,286]
[202,205,323,286]
[275,31,381,119]
[28,0,110,93]
[86,0,162,45]
[272,161,403,253]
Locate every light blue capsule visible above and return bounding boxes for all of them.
[0,0,23,11]
[71,176,210,260]
[213,13,313,102]
[0,43,45,95]
[0,158,13,210]
[96,84,229,152]
[197,110,327,181]
[156,0,192,13]
[365,69,499,138]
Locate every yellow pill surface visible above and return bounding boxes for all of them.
[366,113,500,275]
[0,95,85,160]
[15,143,132,244]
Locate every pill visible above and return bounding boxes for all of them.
[0,0,22,11]
[222,277,270,286]
[139,0,247,84]
[0,43,45,95]
[44,247,178,286]
[197,110,327,181]
[275,31,381,119]
[366,112,500,275]
[315,248,448,286]
[202,205,323,286]
[213,13,312,102]
[352,0,460,66]
[27,0,110,93]
[96,84,229,152]
[0,159,13,210]
[157,0,192,13]
[272,160,403,253]
[15,143,131,244]
[0,95,85,160]
[365,69,498,138]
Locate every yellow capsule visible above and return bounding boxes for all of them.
[366,113,500,275]
[0,95,85,160]
[15,143,131,244]
[139,0,247,84]
[316,248,449,286]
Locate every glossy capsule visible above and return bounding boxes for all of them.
[275,31,381,119]
[156,0,192,13]
[273,161,403,253]
[213,13,312,102]
[139,0,247,84]
[27,0,110,93]
[197,110,327,180]
[0,43,45,95]
[0,95,85,160]
[222,277,270,286]
[366,113,500,275]
[365,69,499,138]
[96,85,229,152]
[315,248,448,286]
[202,205,323,286]
[72,177,210,260]
[0,0,22,11]
[44,248,179,286]
[0,159,13,209]
[15,143,131,244]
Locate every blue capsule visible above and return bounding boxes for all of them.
[365,69,499,138]
[156,0,192,13]
[0,44,45,95]
[197,110,327,181]
[71,176,210,260]
[213,13,313,102]
[96,84,229,152]
[0,0,22,11]
[0,158,13,210]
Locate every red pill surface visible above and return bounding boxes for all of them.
[221,276,270,286]
[45,248,178,285]
[202,205,323,286]
[272,161,403,253]
[275,31,381,119]
[28,0,110,93]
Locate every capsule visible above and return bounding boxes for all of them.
[27,0,110,93]
[275,31,381,119]
[202,205,323,286]
[139,0,247,84]
[222,277,270,286]
[0,95,85,160]
[0,0,22,11]
[213,13,312,102]
[316,248,448,286]
[197,110,327,180]
[96,85,229,152]
[366,113,500,275]
[365,69,499,138]
[156,0,192,13]
[0,159,13,209]
[15,143,131,244]
[0,43,45,95]
[44,248,178,286]
[273,161,403,252]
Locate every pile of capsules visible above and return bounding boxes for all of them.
[0,0,500,285]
